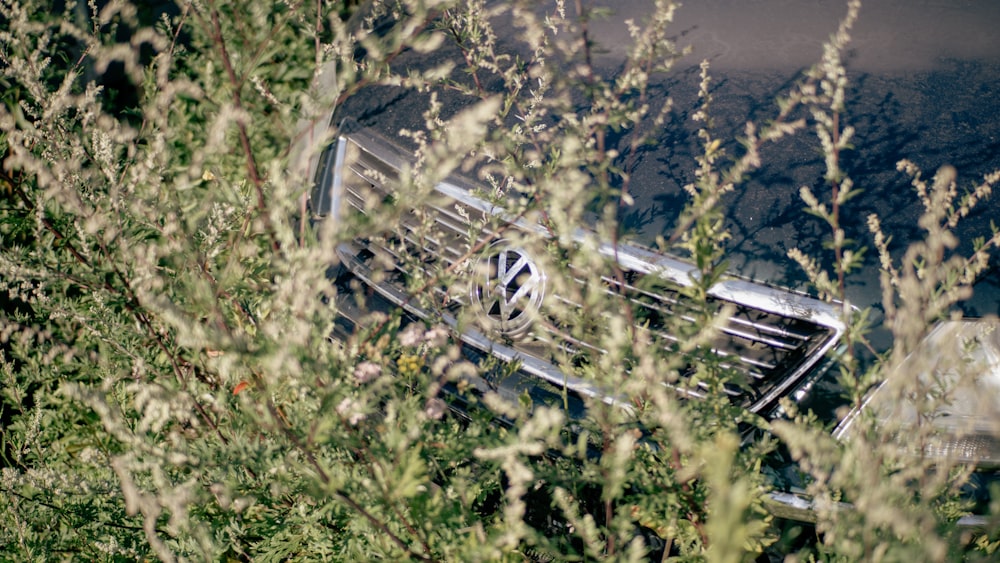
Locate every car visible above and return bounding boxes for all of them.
[298,0,1000,545]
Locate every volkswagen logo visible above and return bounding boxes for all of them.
[470,241,546,338]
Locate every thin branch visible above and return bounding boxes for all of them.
[202,4,281,255]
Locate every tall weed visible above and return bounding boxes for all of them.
[0,0,997,560]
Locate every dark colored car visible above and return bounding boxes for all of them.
[301,0,1000,532]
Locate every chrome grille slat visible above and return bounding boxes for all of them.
[346,198,366,215]
[344,163,472,266]
[729,314,813,342]
[428,202,480,234]
[598,275,808,349]
[331,133,843,413]
[344,186,370,203]
[695,380,743,397]
[347,219,457,269]
[540,297,773,380]
[397,219,468,262]
[641,326,772,379]
[559,273,825,404]
[581,276,828,380]
[588,282,788,375]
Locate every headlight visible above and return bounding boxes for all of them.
[835,317,1000,467]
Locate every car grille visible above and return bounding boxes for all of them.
[325,131,844,413]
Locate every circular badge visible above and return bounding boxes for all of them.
[470,241,546,339]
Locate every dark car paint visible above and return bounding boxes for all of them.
[333,0,1000,322]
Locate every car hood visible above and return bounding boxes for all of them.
[336,0,1000,319]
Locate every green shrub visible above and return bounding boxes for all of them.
[1,0,997,561]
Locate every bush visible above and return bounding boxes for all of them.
[1,0,998,560]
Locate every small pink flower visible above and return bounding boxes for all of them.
[399,324,423,347]
[353,361,382,384]
[336,398,365,426]
[424,325,450,348]
[424,397,446,420]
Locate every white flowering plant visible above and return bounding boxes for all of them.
[1,0,999,561]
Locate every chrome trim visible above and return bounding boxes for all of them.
[956,514,990,529]
[469,241,547,340]
[331,134,347,220]
[336,241,623,409]
[327,127,847,413]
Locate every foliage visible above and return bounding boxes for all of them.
[0,0,997,561]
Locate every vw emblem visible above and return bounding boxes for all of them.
[470,242,546,338]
